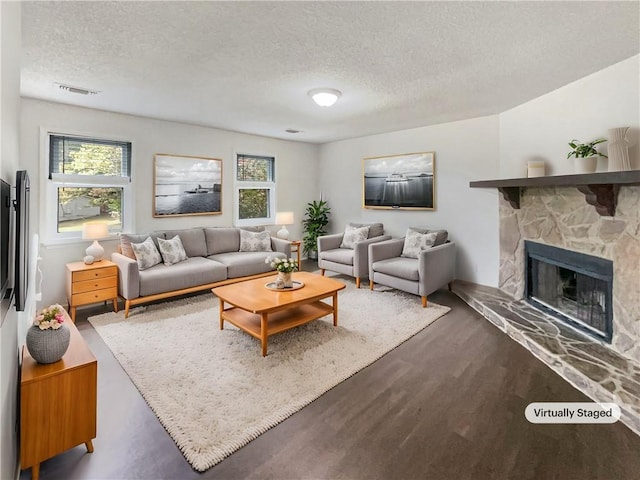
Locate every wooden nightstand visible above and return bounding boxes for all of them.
[66,260,119,322]
[21,310,97,480]
[289,240,302,270]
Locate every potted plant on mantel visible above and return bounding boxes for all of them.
[302,199,331,261]
[567,138,608,174]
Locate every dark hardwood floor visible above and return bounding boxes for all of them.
[20,262,640,480]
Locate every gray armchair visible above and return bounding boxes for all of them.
[368,235,456,307]
[317,222,391,288]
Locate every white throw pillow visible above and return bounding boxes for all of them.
[131,237,163,270]
[401,228,438,259]
[157,235,188,266]
[239,229,272,252]
[340,224,370,249]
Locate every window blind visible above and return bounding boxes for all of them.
[49,135,132,179]
[236,154,274,182]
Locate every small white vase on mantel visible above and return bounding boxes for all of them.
[607,127,631,172]
[574,156,598,174]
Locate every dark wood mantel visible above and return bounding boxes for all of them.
[470,170,640,216]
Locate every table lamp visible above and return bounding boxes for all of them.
[275,211,294,240]
[82,222,109,261]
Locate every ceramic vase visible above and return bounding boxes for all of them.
[26,324,71,364]
[278,271,293,288]
[607,127,631,172]
[574,156,598,174]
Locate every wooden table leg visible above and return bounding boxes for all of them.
[31,463,40,480]
[261,313,268,357]
[70,306,77,323]
[219,300,225,330]
[333,292,338,326]
[85,439,94,453]
[112,298,119,313]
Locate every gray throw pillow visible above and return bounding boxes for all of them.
[239,229,272,252]
[348,222,384,238]
[157,235,188,266]
[401,228,438,259]
[409,227,448,246]
[121,232,165,260]
[340,224,370,249]
[131,236,163,270]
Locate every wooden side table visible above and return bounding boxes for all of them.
[66,260,119,322]
[289,240,301,270]
[20,310,97,480]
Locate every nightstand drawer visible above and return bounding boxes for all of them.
[73,266,117,283]
[72,287,118,306]
[72,276,118,294]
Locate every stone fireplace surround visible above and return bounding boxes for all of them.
[453,184,640,435]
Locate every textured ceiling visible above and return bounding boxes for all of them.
[21,1,640,144]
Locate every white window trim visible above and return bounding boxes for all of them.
[40,128,135,245]
[233,152,276,227]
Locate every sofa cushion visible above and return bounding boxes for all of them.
[409,226,448,246]
[162,228,207,257]
[131,237,163,270]
[120,232,165,260]
[401,229,438,259]
[371,257,420,281]
[208,251,285,278]
[340,224,370,249]
[319,248,355,266]
[204,228,240,255]
[239,229,272,252]
[349,222,384,239]
[138,257,227,297]
[158,235,188,266]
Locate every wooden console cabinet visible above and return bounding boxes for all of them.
[20,311,97,480]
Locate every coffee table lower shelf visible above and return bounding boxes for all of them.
[220,301,335,355]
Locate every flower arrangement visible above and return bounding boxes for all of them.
[265,256,298,273]
[34,304,65,330]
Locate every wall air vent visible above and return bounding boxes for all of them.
[56,83,99,95]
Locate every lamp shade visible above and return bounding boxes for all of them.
[275,211,294,225]
[82,222,109,240]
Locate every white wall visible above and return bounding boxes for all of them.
[20,99,319,306]
[318,115,501,287]
[500,55,640,177]
[1,3,21,479]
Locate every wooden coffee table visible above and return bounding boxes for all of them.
[212,271,346,356]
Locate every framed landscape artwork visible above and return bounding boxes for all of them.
[153,154,222,217]
[363,152,435,210]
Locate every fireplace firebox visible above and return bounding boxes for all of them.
[525,241,613,342]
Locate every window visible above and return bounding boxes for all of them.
[44,133,133,242]
[234,153,276,226]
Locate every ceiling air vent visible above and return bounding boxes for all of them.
[56,83,99,95]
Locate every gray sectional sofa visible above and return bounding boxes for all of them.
[112,227,290,317]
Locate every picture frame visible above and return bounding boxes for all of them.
[153,154,223,217]
[362,152,435,210]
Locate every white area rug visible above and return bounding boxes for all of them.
[88,278,450,472]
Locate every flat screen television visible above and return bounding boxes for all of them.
[14,170,30,311]
[0,178,10,301]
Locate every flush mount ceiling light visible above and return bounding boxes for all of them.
[308,88,341,107]
[55,82,99,95]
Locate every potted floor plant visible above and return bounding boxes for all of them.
[567,138,607,174]
[302,199,331,260]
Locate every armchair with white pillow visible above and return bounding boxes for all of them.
[317,222,391,288]
[368,227,456,307]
